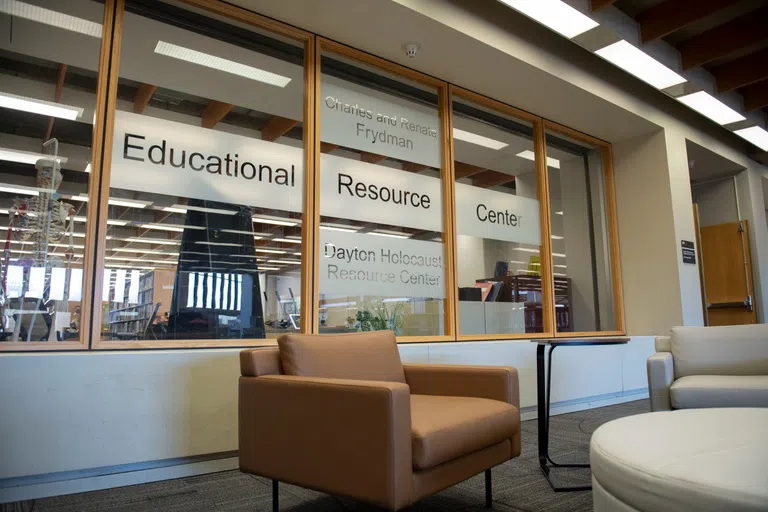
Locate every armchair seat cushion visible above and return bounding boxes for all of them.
[410,394,519,470]
[670,375,768,409]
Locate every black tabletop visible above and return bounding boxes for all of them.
[532,337,629,346]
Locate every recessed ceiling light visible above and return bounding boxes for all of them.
[595,40,686,90]
[163,206,187,214]
[108,198,151,208]
[252,216,297,226]
[183,204,238,215]
[84,163,91,173]
[272,238,302,244]
[320,225,358,233]
[0,147,68,165]
[107,219,128,226]
[267,259,302,265]
[0,92,84,120]
[125,237,179,246]
[453,128,508,150]
[733,126,768,151]
[551,235,564,240]
[677,91,746,125]
[196,241,241,247]
[555,211,563,215]
[499,0,598,39]
[0,184,40,196]
[368,231,409,239]
[255,248,287,254]
[0,0,102,37]
[516,150,560,169]
[154,41,291,87]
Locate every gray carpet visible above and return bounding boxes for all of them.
[6,400,650,512]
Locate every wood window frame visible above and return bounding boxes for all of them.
[542,120,626,337]
[89,0,316,350]
[313,37,456,343]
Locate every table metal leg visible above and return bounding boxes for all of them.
[537,344,591,492]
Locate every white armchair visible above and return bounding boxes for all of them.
[647,324,768,412]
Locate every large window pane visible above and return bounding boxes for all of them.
[317,52,446,337]
[102,1,305,342]
[0,0,103,343]
[453,97,544,336]
[546,130,615,333]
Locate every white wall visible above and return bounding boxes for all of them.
[692,179,739,227]
[0,337,653,501]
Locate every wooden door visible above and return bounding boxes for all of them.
[699,220,757,326]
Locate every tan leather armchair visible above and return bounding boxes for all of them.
[239,331,521,511]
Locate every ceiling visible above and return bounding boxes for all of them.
[606,0,768,118]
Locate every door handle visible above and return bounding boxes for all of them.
[707,296,753,312]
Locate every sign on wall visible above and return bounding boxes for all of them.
[320,229,445,299]
[455,183,542,246]
[321,77,441,168]
[320,153,443,233]
[111,110,304,212]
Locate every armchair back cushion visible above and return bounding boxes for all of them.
[277,330,407,383]
[671,325,768,378]
[241,347,282,377]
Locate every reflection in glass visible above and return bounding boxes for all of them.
[0,0,103,342]
[452,99,544,335]
[546,131,615,332]
[317,53,446,337]
[102,0,305,342]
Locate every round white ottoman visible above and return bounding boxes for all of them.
[590,408,768,512]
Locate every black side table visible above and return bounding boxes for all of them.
[533,338,629,492]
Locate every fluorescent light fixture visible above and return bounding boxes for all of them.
[113,248,178,256]
[553,252,566,257]
[257,266,282,271]
[49,243,84,249]
[141,223,184,232]
[273,238,302,244]
[267,259,302,265]
[595,40,686,90]
[734,126,768,151]
[453,128,507,150]
[84,163,91,173]
[255,248,286,254]
[369,231,408,239]
[220,229,256,236]
[68,194,88,202]
[0,147,67,166]
[0,184,39,196]
[677,91,746,125]
[0,91,84,120]
[108,198,150,208]
[516,150,560,169]
[163,206,187,214]
[196,241,241,247]
[551,235,564,240]
[125,237,179,246]
[499,0,598,39]
[0,0,102,37]
[555,264,567,268]
[320,225,357,233]
[555,211,563,215]
[252,216,297,226]
[154,41,291,87]
[107,219,128,226]
[514,247,539,253]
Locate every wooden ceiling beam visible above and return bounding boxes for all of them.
[44,64,68,142]
[201,100,233,129]
[636,0,735,43]
[454,161,486,180]
[678,7,768,69]
[320,142,338,153]
[261,116,299,142]
[133,83,157,114]
[712,49,768,92]
[591,0,617,10]
[472,170,515,188]
[402,162,430,173]
[360,152,386,164]
[741,81,768,111]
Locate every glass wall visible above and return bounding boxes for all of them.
[452,96,545,336]
[0,1,625,350]
[316,50,448,337]
[545,128,616,333]
[99,0,306,343]
[0,0,104,344]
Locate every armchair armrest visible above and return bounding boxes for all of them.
[239,375,412,511]
[647,352,674,411]
[403,364,519,408]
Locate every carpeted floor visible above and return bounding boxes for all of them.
[7,399,650,512]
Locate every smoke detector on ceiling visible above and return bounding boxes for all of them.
[403,42,421,58]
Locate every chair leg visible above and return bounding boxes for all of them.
[272,479,279,512]
[485,469,492,508]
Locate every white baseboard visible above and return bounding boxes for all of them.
[2,391,648,504]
